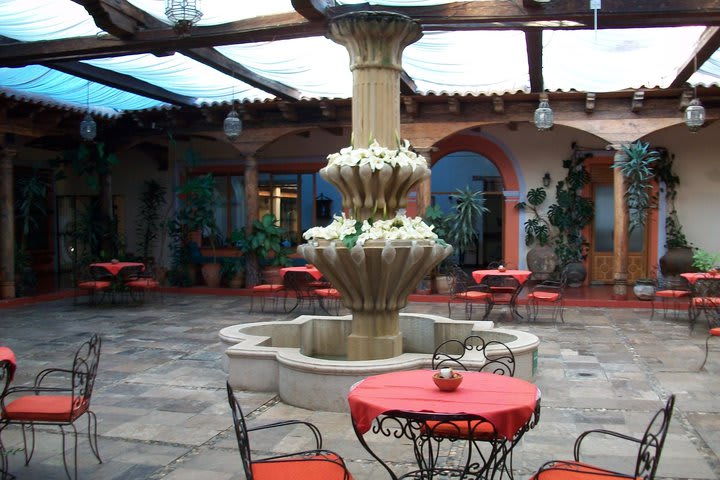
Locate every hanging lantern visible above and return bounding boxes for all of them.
[684,98,705,133]
[534,99,554,131]
[223,109,242,139]
[79,113,97,141]
[165,0,203,36]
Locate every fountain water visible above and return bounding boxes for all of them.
[222,11,539,411]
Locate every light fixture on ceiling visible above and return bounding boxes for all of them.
[79,82,96,141]
[533,96,554,131]
[165,0,203,36]
[542,172,551,187]
[684,57,705,133]
[224,84,242,139]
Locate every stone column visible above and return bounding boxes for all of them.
[0,147,16,299]
[328,11,422,148]
[414,147,433,215]
[612,148,629,299]
[244,155,260,286]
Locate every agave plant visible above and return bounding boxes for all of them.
[446,188,489,258]
[612,141,660,232]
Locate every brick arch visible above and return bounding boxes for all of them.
[431,134,522,269]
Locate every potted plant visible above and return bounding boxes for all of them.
[14,169,48,296]
[234,213,292,287]
[612,141,660,232]
[135,179,167,265]
[221,257,245,288]
[516,187,557,280]
[422,204,453,293]
[548,151,594,286]
[692,249,720,273]
[445,187,489,266]
[171,173,221,287]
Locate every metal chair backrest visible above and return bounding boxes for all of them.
[634,395,675,480]
[432,335,515,376]
[448,266,473,295]
[118,265,143,282]
[226,382,254,480]
[71,334,102,412]
[284,270,314,293]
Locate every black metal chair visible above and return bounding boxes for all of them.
[526,269,568,323]
[689,277,720,330]
[75,265,112,305]
[432,335,516,377]
[0,334,102,480]
[284,271,323,314]
[700,327,720,370]
[447,266,492,320]
[651,276,690,321]
[124,263,162,303]
[226,382,353,480]
[530,395,676,480]
[248,270,287,313]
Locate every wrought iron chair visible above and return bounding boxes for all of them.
[432,335,516,377]
[526,269,568,323]
[0,334,102,480]
[226,382,353,480]
[284,271,323,314]
[531,395,676,480]
[689,277,720,330]
[700,327,720,370]
[314,287,342,315]
[0,347,16,479]
[447,266,492,320]
[124,263,162,303]
[75,265,112,305]
[248,269,287,313]
[651,276,690,321]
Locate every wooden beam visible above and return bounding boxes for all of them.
[0,12,325,67]
[400,70,418,95]
[49,61,197,106]
[492,96,504,114]
[631,91,644,112]
[72,0,158,39]
[524,29,543,93]
[585,92,596,113]
[670,26,720,88]
[183,49,302,101]
[291,0,336,20]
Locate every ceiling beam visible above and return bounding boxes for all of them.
[400,70,418,95]
[6,2,720,67]
[49,61,197,106]
[291,0,336,21]
[670,26,720,88]
[524,29,543,93]
[72,0,160,38]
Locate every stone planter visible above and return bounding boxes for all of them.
[526,244,558,281]
[633,281,656,301]
[565,261,587,287]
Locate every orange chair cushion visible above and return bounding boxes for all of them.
[457,291,491,300]
[2,395,88,422]
[252,453,352,480]
[423,419,495,440]
[710,327,720,337]
[315,288,340,298]
[656,289,689,298]
[126,279,159,288]
[528,292,560,302]
[252,284,285,293]
[78,281,111,290]
[531,460,637,480]
[692,297,720,307]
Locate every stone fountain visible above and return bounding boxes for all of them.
[221,11,539,412]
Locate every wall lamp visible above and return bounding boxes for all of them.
[542,172,551,187]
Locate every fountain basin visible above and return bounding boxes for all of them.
[220,313,540,412]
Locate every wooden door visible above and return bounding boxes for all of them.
[589,165,648,284]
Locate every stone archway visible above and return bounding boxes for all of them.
[432,133,521,269]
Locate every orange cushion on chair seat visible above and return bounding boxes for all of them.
[528,292,560,302]
[692,297,720,307]
[78,281,111,290]
[252,284,285,293]
[531,460,638,480]
[710,327,720,337]
[315,288,340,298]
[252,453,352,480]
[126,279,159,288]
[2,395,88,422]
[656,289,689,298]
[457,291,491,300]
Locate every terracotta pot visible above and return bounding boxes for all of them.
[565,261,587,287]
[526,244,558,281]
[229,272,245,289]
[201,263,222,288]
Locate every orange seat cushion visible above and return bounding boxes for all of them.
[692,297,720,307]
[424,419,495,440]
[78,281,111,290]
[457,291,491,300]
[656,289,689,298]
[126,279,159,288]
[252,284,285,293]
[710,327,720,337]
[252,453,352,480]
[315,288,340,298]
[531,460,637,480]
[528,292,560,302]
[2,395,88,422]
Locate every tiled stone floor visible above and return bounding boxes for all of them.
[0,295,718,479]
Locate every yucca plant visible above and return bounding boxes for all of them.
[446,188,489,261]
[612,141,660,232]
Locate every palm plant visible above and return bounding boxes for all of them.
[612,141,660,232]
[446,188,489,262]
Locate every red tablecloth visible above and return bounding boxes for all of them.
[90,262,145,276]
[280,266,324,281]
[681,272,720,285]
[348,370,539,439]
[0,346,16,382]
[472,269,532,284]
